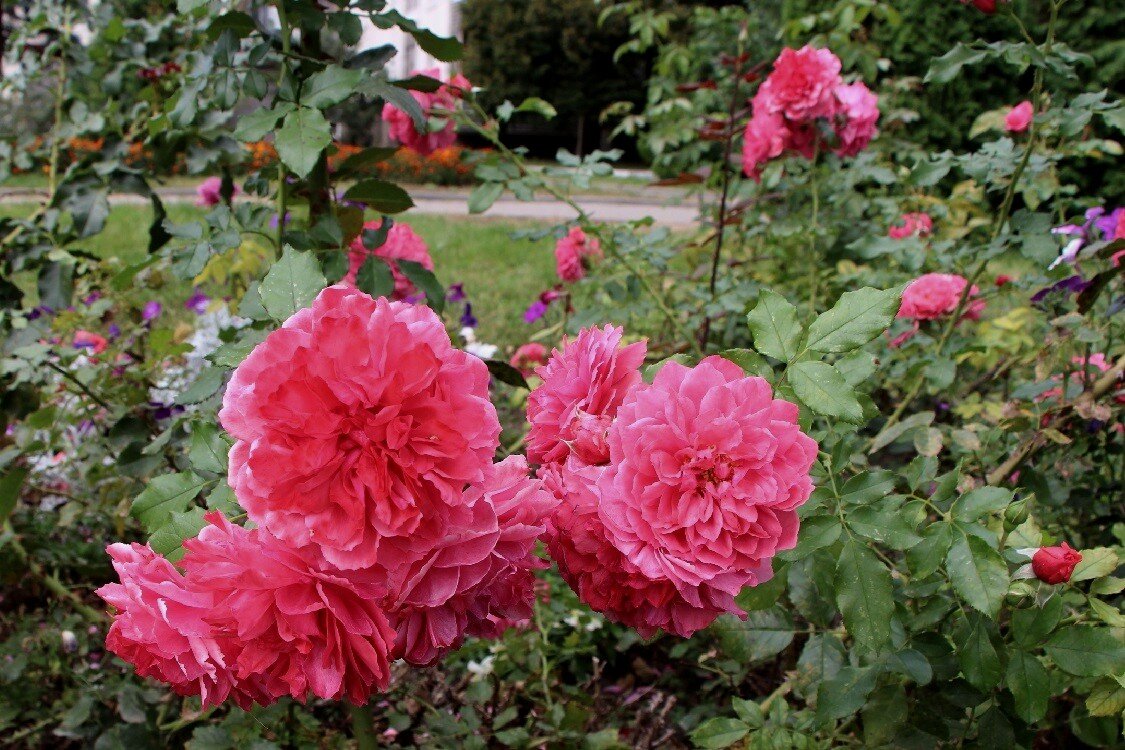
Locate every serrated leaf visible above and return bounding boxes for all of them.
[302,65,363,108]
[355,256,395,299]
[131,472,207,531]
[275,108,332,178]
[234,103,293,141]
[260,247,326,321]
[835,539,894,653]
[148,508,208,562]
[1044,627,1125,677]
[208,329,269,368]
[343,179,415,214]
[1071,547,1118,582]
[398,260,444,313]
[485,360,529,390]
[1006,651,1050,723]
[954,613,1002,691]
[789,361,864,423]
[805,287,901,353]
[746,289,802,362]
[816,666,878,721]
[468,182,504,214]
[718,348,773,379]
[689,717,749,749]
[0,468,29,524]
[189,423,230,474]
[946,531,1008,617]
[175,367,225,405]
[952,487,1012,522]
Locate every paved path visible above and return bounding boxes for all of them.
[0,186,702,228]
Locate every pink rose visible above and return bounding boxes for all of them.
[73,330,108,354]
[220,285,500,571]
[897,273,985,321]
[756,46,842,122]
[888,212,934,239]
[831,81,879,157]
[526,325,646,468]
[1031,542,1082,584]
[381,68,470,155]
[1005,101,1034,133]
[196,176,240,207]
[509,342,548,376]
[554,227,602,283]
[345,221,435,300]
[598,356,818,624]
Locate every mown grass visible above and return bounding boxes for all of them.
[0,203,556,351]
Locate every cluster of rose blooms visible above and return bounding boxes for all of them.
[742,45,879,180]
[99,281,821,706]
[382,68,471,156]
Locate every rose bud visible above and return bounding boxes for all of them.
[994,274,1013,287]
[1031,542,1082,584]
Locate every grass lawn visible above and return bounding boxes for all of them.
[0,202,556,352]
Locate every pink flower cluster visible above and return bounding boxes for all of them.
[555,227,602,283]
[742,46,879,181]
[888,212,933,239]
[100,286,554,707]
[344,221,435,300]
[528,326,817,637]
[382,68,471,155]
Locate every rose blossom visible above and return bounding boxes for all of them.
[196,176,240,207]
[832,81,879,157]
[756,45,841,122]
[385,456,554,664]
[741,98,790,181]
[181,513,396,705]
[526,325,646,468]
[554,227,602,283]
[888,212,934,239]
[345,221,435,301]
[510,342,548,377]
[73,330,108,354]
[541,463,728,638]
[96,543,246,707]
[897,273,985,321]
[382,68,471,155]
[220,285,500,570]
[1005,101,1034,133]
[1031,542,1082,584]
[598,356,817,620]
[961,0,1003,14]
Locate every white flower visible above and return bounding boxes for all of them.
[466,655,495,680]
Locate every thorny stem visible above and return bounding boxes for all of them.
[698,26,748,352]
[868,2,1058,451]
[349,704,377,750]
[274,0,291,251]
[5,523,105,623]
[806,161,821,315]
[455,102,703,356]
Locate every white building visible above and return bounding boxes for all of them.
[359,0,464,80]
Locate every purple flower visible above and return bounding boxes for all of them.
[524,300,548,323]
[1050,206,1121,269]
[107,323,121,339]
[83,292,102,305]
[459,302,477,329]
[404,293,426,305]
[149,402,185,421]
[1094,207,1123,240]
[447,283,466,302]
[336,190,367,210]
[1031,274,1090,303]
[28,306,53,320]
[184,289,210,314]
[142,300,162,322]
[269,212,292,229]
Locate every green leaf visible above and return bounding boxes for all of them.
[189,424,230,474]
[946,531,1008,617]
[835,539,894,653]
[735,563,787,611]
[1011,595,1064,647]
[355,256,395,299]
[275,108,332,178]
[343,179,415,214]
[207,329,269,369]
[1086,678,1125,718]
[712,606,795,663]
[1071,547,1119,582]
[689,717,749,749]
[0,467,29,525]
[234,103,293,141]
[805,287,901,353]
[746,289,802,362]
[335,146,398,176]
[925,42,990,84]
[1006,652,1050,723]
[1044,627,1125,677]
[468,182,504,214]
[485,360,530,390]
[260,247,326,321]
[398,260,445,313]
[953,613,1002,691]
[718,348,774,380]
[175,367,225,405]
[792,515,842,556]
[302,66,364,108]
[907,522,953,579]
[789,361,864,423]
[515,97,557,119]
[149,508,208,562]
[131,472,207,531]
[952,487,1012,522]
[816,666,878,721]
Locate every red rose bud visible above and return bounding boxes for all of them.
[995,274,1013,287]
[1031,542,1082,584]
[961,0,1005,14]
